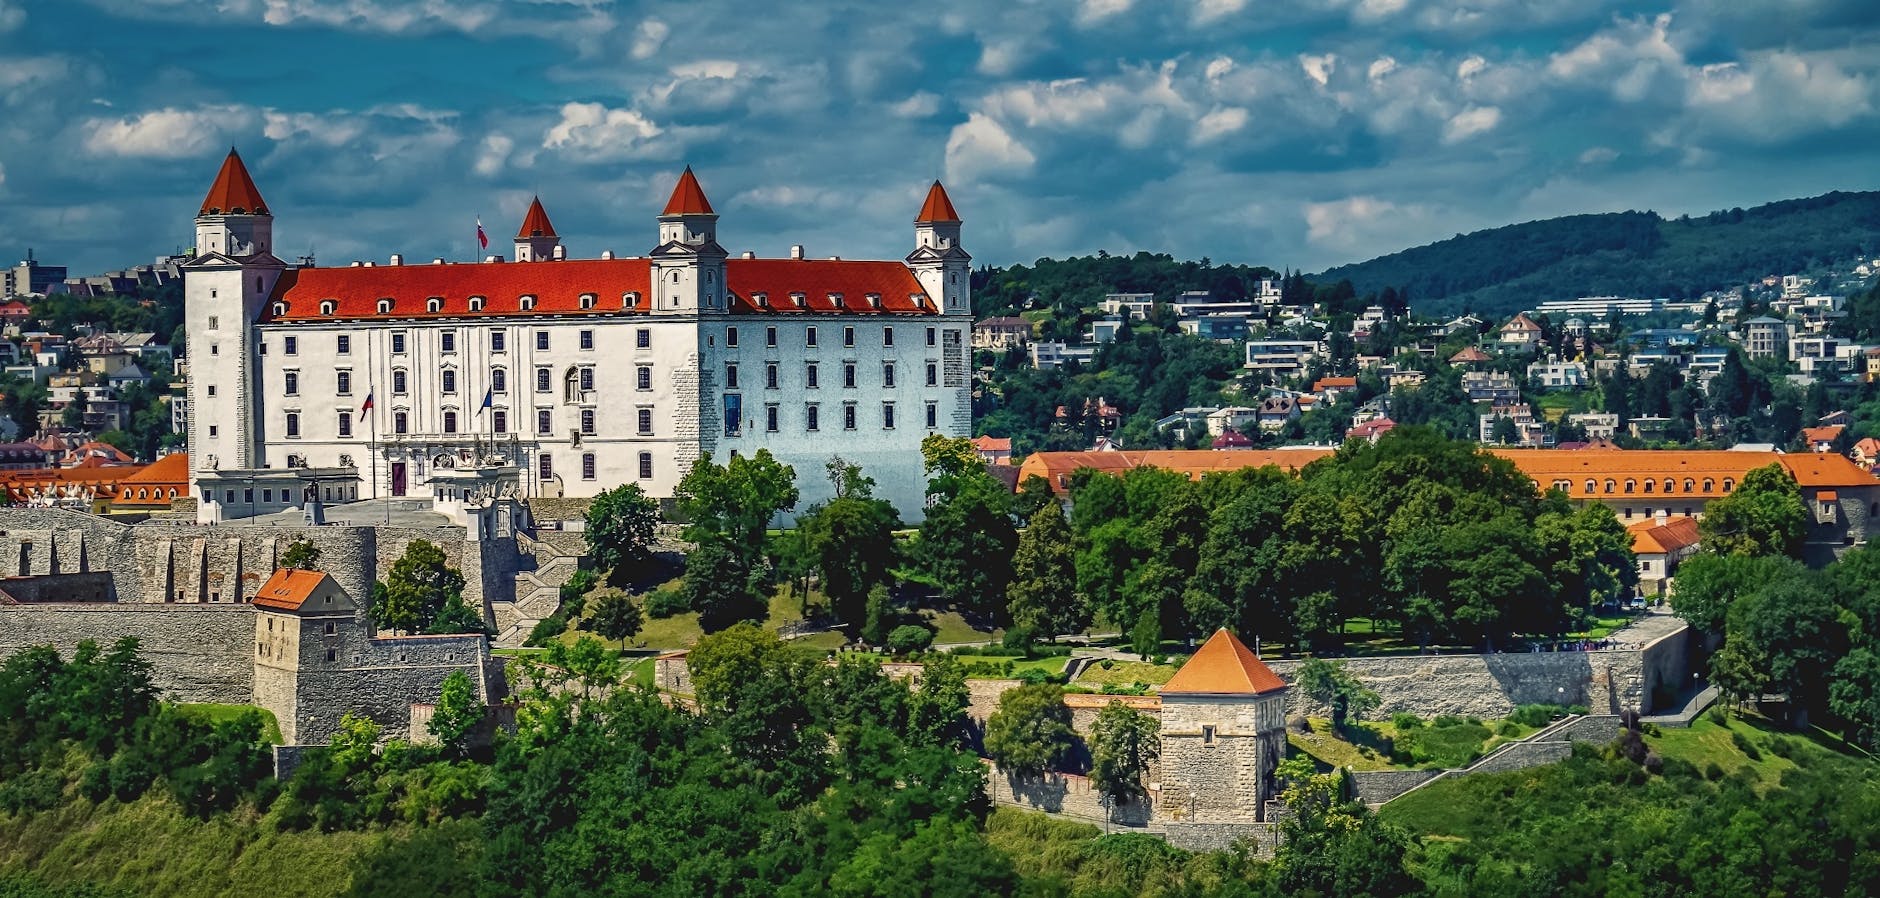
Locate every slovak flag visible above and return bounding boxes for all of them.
[360,391,375,413]
[476,218,488,250]
[478,388,493,414]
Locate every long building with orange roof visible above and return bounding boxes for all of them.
[1019,446,1880,559]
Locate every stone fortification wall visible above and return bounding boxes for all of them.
[1347,769,1442,805]
[525,498,592,525]
[1159,691,1288,823]
[1260,641,1695,719]
[1163,822,1280,856]
[1468,739,1572,773]
[292,632,497,745]
[987,763,1155,828]
[0,603,253,702]
[0,508,138,581]
[0,572,115,602]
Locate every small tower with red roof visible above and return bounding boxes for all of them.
[513,196,561,263]
[1157,628,1291,824]
[650,167,728,315]
[906,181,971,315]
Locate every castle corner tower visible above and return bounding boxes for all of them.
[906,181,970,316]
[649,167,728,315]
[514,196,561,262]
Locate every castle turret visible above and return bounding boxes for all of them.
[184,148,286,488]
[1156,629,1291,824]
[514,196,561,262]
[649,167,728,315]
[906,181,970,315]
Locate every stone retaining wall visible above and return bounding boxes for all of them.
[987,764,1154,828]
[0,603,254,703]
[1347,769,1442,805]
[1469,739,1572,773]
[0,572,116,603]
[1163,822,1280,856]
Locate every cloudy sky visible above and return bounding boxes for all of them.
[0,0,1875,277]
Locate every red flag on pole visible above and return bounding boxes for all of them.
[476,218,488,250]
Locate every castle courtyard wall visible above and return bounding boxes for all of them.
[0,603,253,703]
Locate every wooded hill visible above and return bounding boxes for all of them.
[1315,190,1880,318]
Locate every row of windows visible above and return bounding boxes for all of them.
[283,293,633,319]
[723,401,940,436]
[289,407,607,438]
[278,325,949,357]
[538,452,650,482]
[726,360,940,390]
[1548,477,1735,496]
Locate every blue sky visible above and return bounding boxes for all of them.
[1,0,1876,278]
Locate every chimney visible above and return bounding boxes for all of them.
[432,258,445,265]
[389,254,402,266]
[361,261,374,267]
[348,261,362,268]
[790,244,804,260]
[484,255,502,263]
[552,245,566,261]
[600,250,615,261]
[741,251,755,259]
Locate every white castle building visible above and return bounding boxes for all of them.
[182,150,973,522]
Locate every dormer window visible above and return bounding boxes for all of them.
[426,297,444,313]
[830,293,845,309]
[867,293,882,309]
[377,298,394,314]
[469,296,486,312]
[754,292,770,308]
[320,300,337,316]
[791,292,806,308]
[520,294,537,311]
[272,302,287,317]
[912,293,926,308]
[623,291,641,309]
[580,293,597,310]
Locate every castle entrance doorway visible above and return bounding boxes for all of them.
[390,462,407,497]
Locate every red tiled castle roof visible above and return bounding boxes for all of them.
[199,148,269,216]
[516,197,557,239]
[916,181,960,223]
[1162,629,1288,695]
[661,167,714,216]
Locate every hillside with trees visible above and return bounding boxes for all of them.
[1315,190,1880,317]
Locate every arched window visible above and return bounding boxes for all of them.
[520,294,536,311]
[427,297,444,313]
[1722,478,1734,492]
[1585,479,1596,494]
[1624,479,1636,494]
[1663,478,1674,493]
[1604,479,1616,494]
[1683,478,1695,492]
[392,369,408,394]
[377,298,394,314]
[580,293,597,310]
[623,292,641,308]
[469,296,486,312]
[1643,479,1654,494]
[1703,478,1714,492]
[320,300,337,316]
[564,368,580,403]
[491,368,506,393]
[272,302,287,316]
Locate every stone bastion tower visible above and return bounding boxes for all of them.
[1157,628,1291,823]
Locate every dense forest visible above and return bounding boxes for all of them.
[1316,190,1880,317]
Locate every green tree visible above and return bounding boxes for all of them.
[918,438,1017,619]
[589,591,643,645]
[371,540,474,635]
[687,622,789,713]
[1296,657,1379,734]
[1700,463,1807,558]
[426,670,482,758]
[861,584,892,646]
[1671,553,1800,636]
[798,459,902,634]
[983,683,1073,777]
[886,625,934,655]
[280,539,321,571]
[1006,504,1083,641]
[584,484,660,583]
[1272,759,1420,898]
[676,450,799,630]
[1088,700,1159,804]
[907,655,970,749]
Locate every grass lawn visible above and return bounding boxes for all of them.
[950,654,1070,678]
[923,609,1000,645]
[1289,719,1401,771]
[1641,710,1850,785]
[172,703,283,745]
[1073,660,1179,689]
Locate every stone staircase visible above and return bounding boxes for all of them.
[491,530,585,647]
[1374,714,1588,806]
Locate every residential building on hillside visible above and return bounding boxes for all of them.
[1100,293,1153,319]
[972,316,1032,351]
[181,151,973,523]
[2,252,65,300]
[1743,316,1787,360]
[1527,358,1588,389]
[1631,514,1701,595]
[1566,412,1619,440]
[1461,371,1521,403]
[1243,340,1319,377]
[1031,341,1096,371]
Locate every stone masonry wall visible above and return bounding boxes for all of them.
[1468,739,1572,773]
[0,603,253,702]
[291,632,495,745]
[1347,769,1442,805]
[987,764,1155,828]
[1163,822,1280,856]
[0,572,115,602]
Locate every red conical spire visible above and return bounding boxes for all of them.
[660,166,715,216]
[199,148,269,216]
[516,196,557,239]
[915,180,960,223]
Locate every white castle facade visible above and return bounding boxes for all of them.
[182,151,974,522]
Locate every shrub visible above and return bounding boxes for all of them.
[1567,705,1590,716]
[1767,737,1795,759]
[1704,762,1727,781]
[1395,718,1492,768]
[1432,715,1464,728]
[1508,704,1569,728]
[1705,706,1729,726]
[525,613,569,647]
[1730,730,1762,761]
[1497,721,1523,737]
[887,625,935,655]
[1391,713,1424,730]
[643,586,689,619]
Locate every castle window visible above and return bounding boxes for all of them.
[791,292,806,308]
[579,330,594,350]
[806,363,819,389]
[392,332,407,354]
[521,295,537,311]
[470,296,486,312]
[843,403,857,431]
[490,328,505,351]
[926,402,938,429]
[882,402,895,430]
[539,453,553,480]
[1604,479,1616,494]
[882,362,895,388]
[638,452,653,480]
[1703,478,1714,492]
[806,403,820,431]
[442,370,457,394]
[1624,479,1635,494]
[636,328,651,350]
[582,453,596,480]
[537,409,552,435]
[755,293,770,308]
[272,302,287,317]
[325,649,336,662]
[336,335,351,355]
[377,298,394,314]
[336,371,352,395]
[536,330,549,350]
[868,293,882,309]
[580,409,595,435]
[766,326,777,348]
[284,371,299,395]
[579,293,597,310]
[725,363,739,390]
[883,326,894,346]
[324,622,336,636]
[285,413,300,438]
[926,362,938,387]
[536,367,551,393]
[491,368,507,393]
[579,368,594,392]
[636,366,652,391]
[427,297,443,313]
[914,294,927,309]
[926,326,936,346]
[806,325,818,347]
[444,411,458,433]
[1202,725,1216,744]
[637,408,653,435]
[844,326,855,348]
[441,330,456,352]
[623,292,641,309]
[766,363,779,390]
[843,363,857,389]
[727,327,738,348]
[831,293,845,309]
[320,300,337,316]
[284,335,298,356]
[1643,479,1653,494]
[394,412,408,434]
[338,412,352,438]
[1723,479,1734,492]
[393,369,408,394]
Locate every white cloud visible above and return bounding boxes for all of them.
[1368,56,1399,82]
[263,111,366,147]
[474,134,513,176]
[0,0,23,32]
[1204,56,1235,82]
[1076,0,1132,26]
[1578,146,1619,164]
[630,18,669,59]
[944,113,1036,182]
[541,102,666,162]
[1305,196,1401,243]
[1301,54,1337,87]
[1192,106,1248,143]
[1443,105,1501,143]
[1354,0,1410,22]
[0,161,6,187]
[84,106,256,158]
[258,0,501,35]
[891,92,941,118]
[1457,55,1487,81]
[1193,0,1246,25]
[977,39,1024,77]
[1548,13,1682,102]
